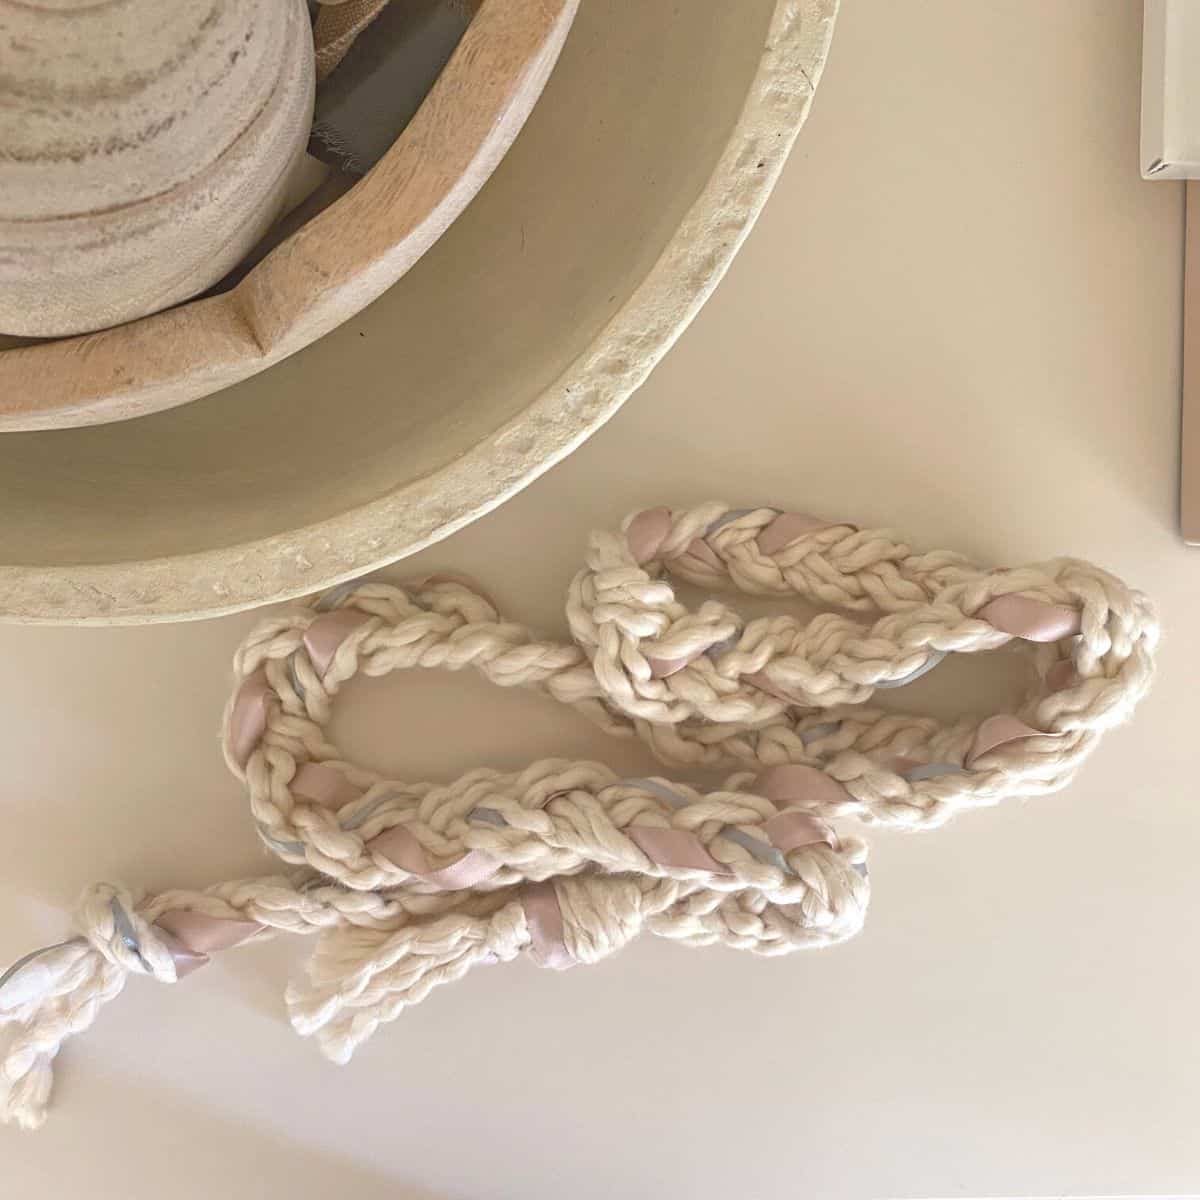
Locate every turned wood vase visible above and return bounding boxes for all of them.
[0,0,314,337]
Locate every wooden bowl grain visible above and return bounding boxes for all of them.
[0,0,840,624]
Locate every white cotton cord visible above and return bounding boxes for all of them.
[0,876,413,1129]
[0,883,174,1130]
[0,936,112,1130]
[287,894,532,1064]
[230,507,1155,843]
[1,503,1155,1129]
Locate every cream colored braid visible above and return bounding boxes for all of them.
[0,503,1156,1129]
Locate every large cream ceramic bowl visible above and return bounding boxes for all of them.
[0,0,839,624]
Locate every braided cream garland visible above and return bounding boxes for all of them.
[0,503,1156,1129]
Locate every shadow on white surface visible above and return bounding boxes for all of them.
[2,1063,450,1200]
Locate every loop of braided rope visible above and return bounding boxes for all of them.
[0,502,1155,1129]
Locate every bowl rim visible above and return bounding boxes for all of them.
[0,0,840,625]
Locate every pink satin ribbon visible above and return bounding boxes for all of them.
[648,657,686,676]
[742,595,1079,702]
[229,670,271,768]
[755,763,853,811]
[645,632,740,679]
[154,910,265,980]
[741,669,799,703]
[762,809,836,852]
[624,773,836,876]
[629,515,1080,693]
[291,762,363,810]
[366,824,499,889]
[522,880,575,969]
[625,826,732,874]
[523,801,833,971]
[976,595,1081,642]
[229,612,367,769]
[645,652,699,679]
[303,610,370,678]
[626,507,673,564]
[965,715,1043,768]
[628,507,842,566]
[756,512,840,556]
[630,507,840,678]
[283,759,501,887]
[892,715,1049,779]
[676,537,723,573]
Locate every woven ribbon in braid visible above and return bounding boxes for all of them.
[0,503,1156,1129]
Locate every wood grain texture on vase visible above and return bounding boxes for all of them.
[0,0,315,338]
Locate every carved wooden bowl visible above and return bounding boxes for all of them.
[0,0,840,623]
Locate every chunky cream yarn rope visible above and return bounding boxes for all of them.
[0,502,1156,1130]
